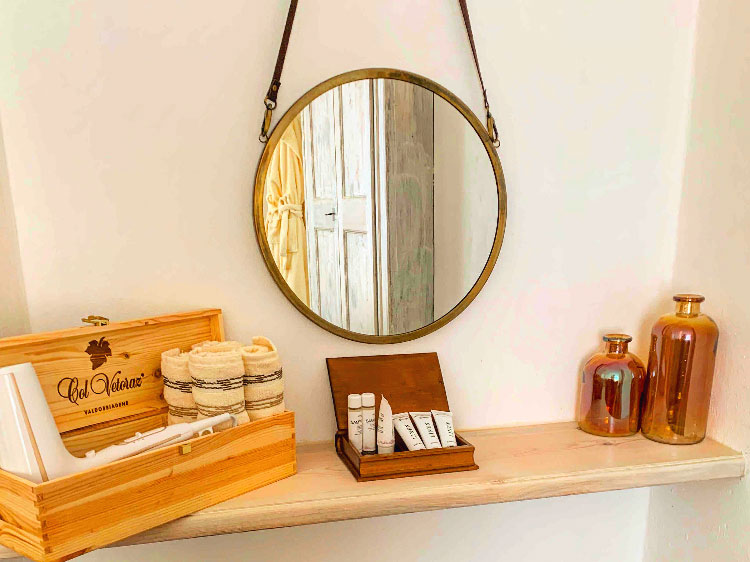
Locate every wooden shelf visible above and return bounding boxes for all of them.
[0,422,744,559]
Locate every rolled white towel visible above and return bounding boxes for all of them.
[188,349,250,431]
[191,340,243,353]
[161,348,198,425]
[241,336,285,420]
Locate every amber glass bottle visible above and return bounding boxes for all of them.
[578,334,646,437]
[641,294,719,444]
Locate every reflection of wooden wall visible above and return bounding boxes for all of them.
[380,80,434,334]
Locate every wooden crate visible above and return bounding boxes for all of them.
[326,353,477,481]
[0,309,296,561]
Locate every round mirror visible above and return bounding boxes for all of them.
[254,69,507,343]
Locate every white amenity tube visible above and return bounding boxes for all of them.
[347,394,363,453]
[377,395,395,454]
[393,412,425,451]
[431,409,457,447]
[361,393,376,454]
[410,412,442,449]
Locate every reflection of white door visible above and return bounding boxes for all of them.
[302,82,378,334]
[302,80,434,336]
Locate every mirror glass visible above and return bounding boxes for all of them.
[259,75,501,338]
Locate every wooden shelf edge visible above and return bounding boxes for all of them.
[0,422,744,559]
[111,455,745,550]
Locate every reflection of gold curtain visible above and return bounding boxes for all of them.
[265,115,309,305]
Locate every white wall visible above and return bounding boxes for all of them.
[0,1,700,560]
[433,95,497,319]
[644,1,750,560]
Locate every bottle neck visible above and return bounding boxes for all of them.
[606,341,628,354]
[676,301,701,317]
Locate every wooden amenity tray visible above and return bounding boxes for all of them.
[327,352,478,481]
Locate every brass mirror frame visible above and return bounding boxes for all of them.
[253,68,507,344]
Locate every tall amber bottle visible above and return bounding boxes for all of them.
[641,294,719,444]
[578,334,646,437]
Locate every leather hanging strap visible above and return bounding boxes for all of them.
[457,0,499,147]
[259,0,500,147]
[260,0,298,142]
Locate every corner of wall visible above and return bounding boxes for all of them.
[663,0,702,291]
[0,115,31,337]
[643,0,750,559]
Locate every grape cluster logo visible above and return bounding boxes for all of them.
[85,337,112,370]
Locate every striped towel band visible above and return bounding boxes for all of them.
[168,405,198,418]
[196,401,246,417]
[163,377,193,393]
[243,368,283,385]
[245,393,284,410]
[191,375,244,391]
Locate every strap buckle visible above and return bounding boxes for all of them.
[259,97,277,143]
[486,111,500,148]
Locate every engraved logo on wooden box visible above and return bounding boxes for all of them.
[56,337,146,414]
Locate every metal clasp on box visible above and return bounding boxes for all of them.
[82,315,110,326]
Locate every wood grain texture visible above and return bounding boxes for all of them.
[340,431,477,481]
[61,411,168,457]
[326,353,450,432]
[41,424,296,559]
[0,472,41,535]
[0,422,736,558]
[0,309,222,433]
[0,522,43,562]
[0,412,296,562]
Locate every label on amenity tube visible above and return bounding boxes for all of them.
[409,411,442,449]
[393,412,426,451]
[431,409,457,447]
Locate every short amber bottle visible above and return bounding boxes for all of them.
[578,334,646,437]
[641,294,719,444]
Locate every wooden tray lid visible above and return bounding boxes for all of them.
[326,353,450,434]
[0,309,223,434]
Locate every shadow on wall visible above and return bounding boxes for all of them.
[645,477,750,560]
[0,116,31,337]
[72,488,650,562]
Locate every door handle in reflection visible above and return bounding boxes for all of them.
[324,211,336,217]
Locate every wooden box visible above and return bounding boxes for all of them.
[0,309,296,562]
[326,353,477,481]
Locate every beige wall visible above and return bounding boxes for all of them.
[644,1,750,560]
[0,1,700,560]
